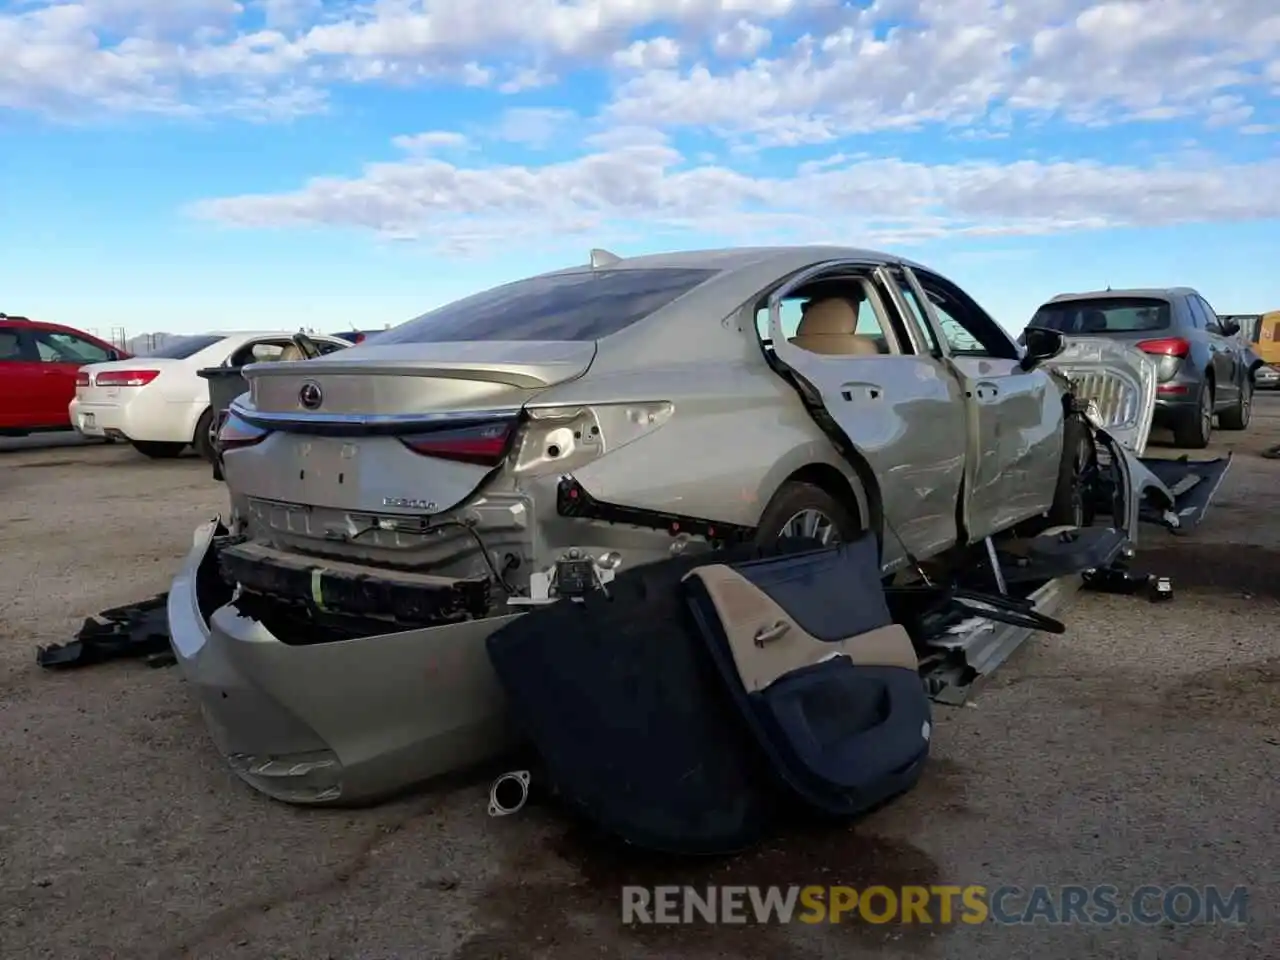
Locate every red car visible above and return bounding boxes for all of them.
[0,314,128,436]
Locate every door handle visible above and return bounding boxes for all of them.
[839,383,884,402]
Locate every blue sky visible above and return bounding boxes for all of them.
[1,0,1278,342]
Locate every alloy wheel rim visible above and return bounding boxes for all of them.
[779,508,840,545]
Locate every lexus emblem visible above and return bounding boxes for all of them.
[298,380,323,410]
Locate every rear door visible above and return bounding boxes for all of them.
[29,327,116,425]
[764,260,969,565]
[901,266,1062,539]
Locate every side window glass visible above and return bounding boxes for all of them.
[1185,298,1207,329]
[891,273,941,355]
[909,269,1018,359]
[0,327,24,362]
[928,295,990,356]
[35,331,112,363]
[1197,297,1221,330]
[316,340,346,355]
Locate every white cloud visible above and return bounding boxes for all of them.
[608,0,1280,142]
[189,140,1280,254]
[1,0,1276,133]
[712,20,771,60]
[392,130,470,152]
[613,36,682,71]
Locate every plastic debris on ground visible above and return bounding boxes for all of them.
[36,594,175,669]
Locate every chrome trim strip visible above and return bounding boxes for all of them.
[229,400,524,435]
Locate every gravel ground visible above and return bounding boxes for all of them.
[1,400,1277,960]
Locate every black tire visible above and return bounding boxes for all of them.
[192,407,217,462]
[1172,380,1213,449]
[1218,379,1251,431]
[131,440,187,459]
[1045,413,1096,529]
[754,481,863,546]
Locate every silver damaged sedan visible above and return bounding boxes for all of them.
[170,246,1099,805]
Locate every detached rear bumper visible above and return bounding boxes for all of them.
[168,520,520,805]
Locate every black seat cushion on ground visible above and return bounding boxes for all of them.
[683,535,932,818]
[484,538,821,856]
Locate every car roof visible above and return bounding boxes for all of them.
[0,314,107,336]
[536,245,928,278]
[1045,287,1196,304]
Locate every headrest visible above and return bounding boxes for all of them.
[795,298,859,338]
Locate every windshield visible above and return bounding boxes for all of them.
[136,334,224,359]
[1031,298,1171,335]
[376,268,717,344]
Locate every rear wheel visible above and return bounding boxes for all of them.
[754,481,863,546]
[1218,379,1251,431]
[131,440,187,459]
[1172,381,1213,449]
[192,407,217,462]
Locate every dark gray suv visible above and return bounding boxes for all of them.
[1027,287,1252,448]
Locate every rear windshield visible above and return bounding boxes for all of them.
[1031,298,1171,334]
[376,268,717,344]
[137,334,224,359]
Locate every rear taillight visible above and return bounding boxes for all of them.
[75,371,91,387]
[94,369,160,387]
[1136,337,1190,381]
[399,419,518,466]
[1136,337,1191,358]
[217,412,271,451]
[352,333,365,343]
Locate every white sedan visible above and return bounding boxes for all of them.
[70,331,351,460]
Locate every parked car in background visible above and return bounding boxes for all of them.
[0,314,127,437]
[169,245,1218,806]
[1028,288,1255,448]
[1255,364,1280,390]
[70,331,351,460]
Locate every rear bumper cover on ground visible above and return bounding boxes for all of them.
[167,520,519,805]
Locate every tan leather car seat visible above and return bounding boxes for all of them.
[789,298,882,356]
[276,342,306,362]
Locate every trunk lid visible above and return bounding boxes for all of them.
[240,340,597,417]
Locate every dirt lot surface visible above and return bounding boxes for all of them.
[2,402,1278,960]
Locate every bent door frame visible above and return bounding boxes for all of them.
[765,259,969,567]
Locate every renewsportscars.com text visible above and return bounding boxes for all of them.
[622,884,1249,926]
